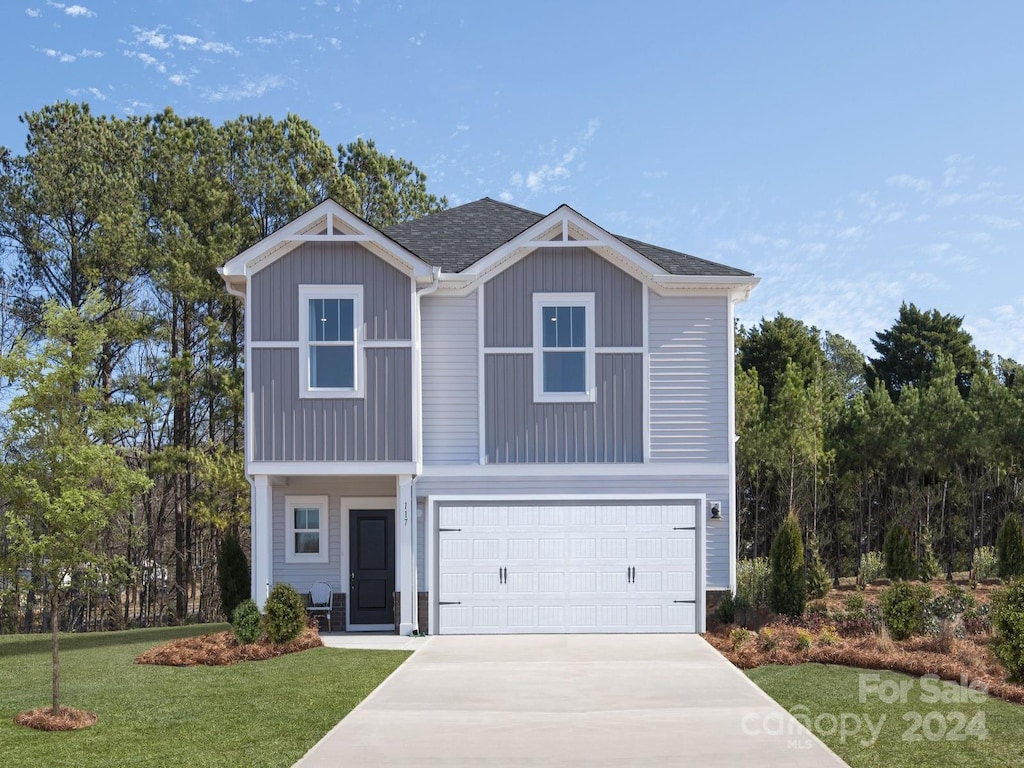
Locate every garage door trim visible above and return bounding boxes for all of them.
[425,493,706,635]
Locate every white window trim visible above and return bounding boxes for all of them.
[532,292,596,403]
[285,495,330,564]
[298,284,364,399]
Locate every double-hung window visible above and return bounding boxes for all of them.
[285,496,329,563]
[299,285,363,398]
[532,293,596,403]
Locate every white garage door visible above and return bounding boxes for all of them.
[437,501,697,634]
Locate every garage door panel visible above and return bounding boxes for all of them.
[437,501,698,634]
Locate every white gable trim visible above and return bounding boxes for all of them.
[464,205,670,287]
[219,199,435,284]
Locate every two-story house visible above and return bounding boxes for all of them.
[219,197,757,635]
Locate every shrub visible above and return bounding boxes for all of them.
[992,581,1024,681]
[730,627,752,651]
[860,551,885,584]
[844,593,866,615]
[795,630,813,651]
[769,513,806,618]
[218,532,251,620]
[758,627,778,651]
[806,601,829,617]
[806,537,832,600]
[929,583,974,622]
[973,546,998,581]
[883,524,915,581]
[736,557,771,610]
[818,623,840,646]
[716,591,735,624]
[231,599,262,645]
[263,583,306,644]
[880,581,932,640]
[996,515,1024,580]
[918,527,940,582]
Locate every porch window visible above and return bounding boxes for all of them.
[299,285,363,398]
[285,495,329,563]
[532,293,596,403]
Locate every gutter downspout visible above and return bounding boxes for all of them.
[410,266,441,632]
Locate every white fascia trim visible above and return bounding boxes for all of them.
[465,205,669,283]
[298,284,365,399]
[419,462,730,477]
[248,461,417,476]
[649,276,761,300]
[532,292,596,404]
[284,495,330,564]
[221,199,434,281]
[426,492,707,503]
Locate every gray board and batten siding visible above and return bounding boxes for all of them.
[482,247,644,462]
[485,353,643,463]
[483,247,643,348]
[250,241,412,342]
[249,241,413,462]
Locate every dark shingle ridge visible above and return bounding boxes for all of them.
[383,197,752,277]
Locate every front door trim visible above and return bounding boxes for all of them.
[342,497,397,629]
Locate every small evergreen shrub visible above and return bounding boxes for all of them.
[860,551,885,583]
[992,581,1024,681]
[918,527,940,582]
[973,546,998,581]
[758,627,778,651]
[996,515,1024,580]
[263,583,306,644]
[736,557,771,610]
[730,627,752,651]
[844,593,866,615]
[806,541,832,600]
[769,513,806,618]
[231,599,262,645]
[880,581,932,640]
[716,591,735,624]
[818,623,840,646]
[795,629,813,651]
[806,600,829,617]
[218,532,251,620]
[883,524,915,581]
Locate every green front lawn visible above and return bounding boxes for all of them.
[0,625,410,768]
[749,664,1024,768]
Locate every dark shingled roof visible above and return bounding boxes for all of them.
[383,197,753,277]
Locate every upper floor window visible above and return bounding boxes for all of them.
[532,293,595,403]
[285,495,329,563]
[299,285,363,398]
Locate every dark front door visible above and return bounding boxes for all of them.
[349,509,395,626]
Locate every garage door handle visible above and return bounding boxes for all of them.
[439,601,462,605]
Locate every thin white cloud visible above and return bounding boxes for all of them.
[409,33,425,46]
[67,86,106,100]
[133,26,171,49]
[124,50,166,73]
[39,47,77,63]
[173,34,238,55]
[202,75,288,103]
[26,7,41,17]
[498,191,514,203]
[975,214,1022,230]
[47,1,94,16]
[168,73,190,86]
[886,174,931,194]
[510,118,601,195]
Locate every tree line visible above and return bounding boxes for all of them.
[736,305,1024,582]
[0,101,446,633]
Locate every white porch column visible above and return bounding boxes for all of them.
[397,474,415,636]
[251,475,273,610]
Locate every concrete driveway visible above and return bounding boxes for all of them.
[295,634,848,767]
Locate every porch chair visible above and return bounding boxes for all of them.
[307,581,333,631]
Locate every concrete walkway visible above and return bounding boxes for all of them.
[295,634,849,767]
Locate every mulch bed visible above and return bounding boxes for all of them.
[135,626,323,667]
[705,623,1024,706]
[15,706,98,731]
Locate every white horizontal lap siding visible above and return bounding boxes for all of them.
[648,294,729,463]
[421,293,479,463]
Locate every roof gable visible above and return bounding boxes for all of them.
[219,199,435,294]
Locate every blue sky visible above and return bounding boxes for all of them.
[4,1,1023,361]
